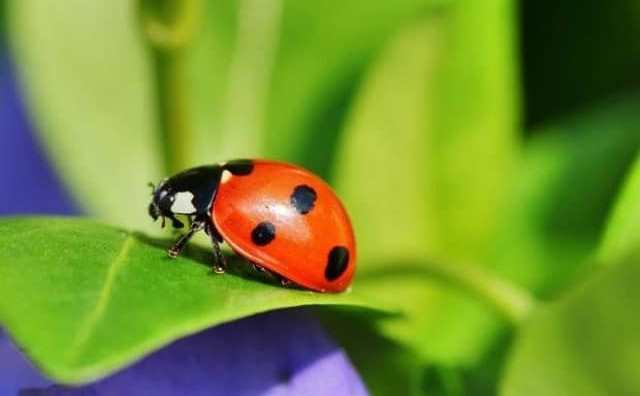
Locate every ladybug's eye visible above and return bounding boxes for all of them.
[156,191,175,214]
[148,202,159,221]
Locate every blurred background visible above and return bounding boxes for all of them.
[2,1,640,395]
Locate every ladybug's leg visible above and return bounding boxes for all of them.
[250,263,293,288]
[205,222,227,274]
[280,278,293,288]
[211,239,226,274]
[250,263,276,278]
[168,217,204,258]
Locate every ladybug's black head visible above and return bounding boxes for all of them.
[147,165,224,229]
[148,180,187,229]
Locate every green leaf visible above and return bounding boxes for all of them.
[491,97,640,295]
[598,153,640,264]
[333,0,520,364]
[0,217,380,384]
[7,1,163,231]
[501,251,640,396]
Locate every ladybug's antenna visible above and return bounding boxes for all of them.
[148,182,156,194]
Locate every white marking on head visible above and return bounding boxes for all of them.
[221,169,232,184]
[171,191,197,214]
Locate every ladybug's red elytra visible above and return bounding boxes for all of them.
[148,159,356,292]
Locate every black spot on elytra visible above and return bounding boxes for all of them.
[224,159,254,176]
[290,184,317,215]
[251,221,276,246]
[325,246,349,281]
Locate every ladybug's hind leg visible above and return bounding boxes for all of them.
[279,278,293,288]
[249,263,294,288]
[250,263,275,278]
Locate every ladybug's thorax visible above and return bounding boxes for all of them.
[148,160,256,230]
[148,165,224,228]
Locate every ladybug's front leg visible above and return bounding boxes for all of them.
[168,218,204,258]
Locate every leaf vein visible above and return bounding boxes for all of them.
[66,234,136,364]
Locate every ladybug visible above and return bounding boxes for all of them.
[147,159,356,292]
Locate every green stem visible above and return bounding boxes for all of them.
[362,260,536,325]
[139,0,201,174]
[220,0,282,159]
[152,50,190,174]
[430,260,536,325]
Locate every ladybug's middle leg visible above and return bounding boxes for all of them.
[205,222,227,274]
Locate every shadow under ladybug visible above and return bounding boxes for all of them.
[132,232,297,289]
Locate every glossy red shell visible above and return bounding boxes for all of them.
[211,160,356,292]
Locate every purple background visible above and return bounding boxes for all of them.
[0,55,368,396]
[0,59,76,216]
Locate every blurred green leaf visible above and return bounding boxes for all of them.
[491,97,640,295]
[598,153,640,264]
[7,0,437,230]
[347,260,533,374]
[186,0,434,176]
[0,217,380,384]
[501,251,640,396]
[333,0,520,364]
[7,0,163,231]
[353,270,494,366]
[437,332,513,396]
